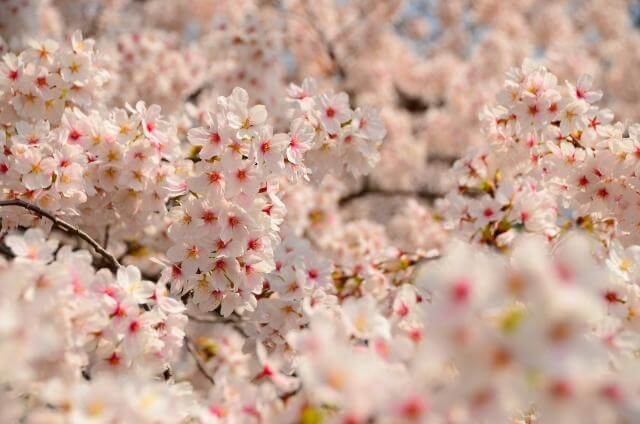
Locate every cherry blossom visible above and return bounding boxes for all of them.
[3,1,640,422]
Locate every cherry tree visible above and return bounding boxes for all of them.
[2,1,640,423]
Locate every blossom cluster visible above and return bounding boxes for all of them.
[440,60,640,247]
[166,81,383,319]
[0,33,185,246]
[286,78,386,180]
[0,228,189,421]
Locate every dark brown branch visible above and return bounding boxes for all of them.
[280,387,301,402]
[395,84,448,115]
[103,225,110,249]
[0,199,121,270]
[185,336,216,385]
[186,83,210,104]
[338,186,444,206]
[0,242,14,260]
[396,87,436,114]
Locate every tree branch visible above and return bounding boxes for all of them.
[187,312,249,338]
[427,152,458,166]
[185,336,216,386]
[298,0,347,80]
[333,251,440,282]
[0,199,121,271]
[0,243,14,260]
[396,86,445,114]
[338,186,444,206]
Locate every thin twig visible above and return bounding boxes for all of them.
[327,0,387,45]
[299,0,347,79]
[187,312,249,338]
[185,336,216,385]
[0,199,121,270]
[333,252,440,283]
[280,386,302,402]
